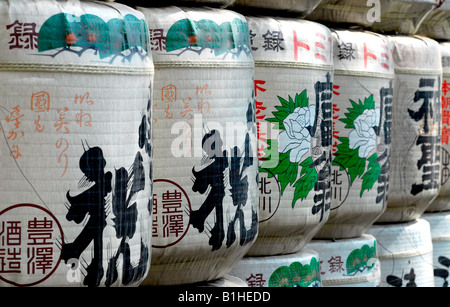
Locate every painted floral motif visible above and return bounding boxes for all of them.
[278,105,316,164]
[348,108,380,159]
[333,95,382,197]
[261,91,319,208]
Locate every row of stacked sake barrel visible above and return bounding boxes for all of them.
[420,1,450,289]
[0,0,259,288]
[228,0,450,287]
[418,40,450,288]
[136,1,446,287]
[0,0,154,287]
[308,0,450,287]
[1,0,447,288]
[223,13,387,287]
[360,34,442,288]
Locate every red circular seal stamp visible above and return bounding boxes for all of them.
[152,179,192,248]
[0,204,64,287]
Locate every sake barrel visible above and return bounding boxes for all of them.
[306,235,380,287]
[377,36,442,223]
[0,0,153,287]
[369,0,438,35]
[367,219,435,287]
[427,42,450,213]
[231,0,323,17]
[117,0,236,8]
[307,0,390,27]
[422,212,450,287]
[244,16,333,256]
[417,0,450,40]
[314,30,394,239]
[138,6,259,286]
[229,249,322,287]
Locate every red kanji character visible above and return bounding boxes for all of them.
[255,80,266,97]
[443,96,450,110]
[333,85,341,96]
[315,32,332,63]
[380,44,390,71]
[443,80,450,96]
[54,107,70,134]
[443,110,450,126]
[442,126,450,145]
[364,42,377,69]
[293,30,310,62]
[31,91,50,113]
[180,98,193,119]
[162,85,177,103]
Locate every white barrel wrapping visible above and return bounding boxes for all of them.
[307,0,390,27]
[231,0,323,17]
[369,0,438,35]
[245,16,333,256]
[417,0,450,40]
[306,235,380,287]
[314,30,394,239]
[422,212,450,287]
[229,249,322,287]
[377,36,442,223]
[135,0,237,7]
[367,219,435,287]
[138,6,259,286]
[428,42,450,213]
[0,0,154,287]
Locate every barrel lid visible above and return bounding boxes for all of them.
[422,212,450,241]
[139,6,254,66]
[232,0,323,16]
[0,0,153,74]
[389,35,442,75]
[368,219,433,259]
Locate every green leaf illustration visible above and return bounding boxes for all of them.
[38,13,149,59]
[260,90,318,208]
[292,157,318,208]
[340,95,375,129]
[361,153,381,197]
[346,242,377,276]
[333,137,366,184]
[165,17,250,56]
[333,94,381,197]
[269,258,321,287]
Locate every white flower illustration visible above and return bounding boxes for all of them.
[278,105,316,163]
[349,108,380,158]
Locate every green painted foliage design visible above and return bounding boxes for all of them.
[346,241,377,276]
[269,258,321,287]
[333,95,381,197]
[38,13,149,58]
[165,18,251,56]
[261,90,318,208]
